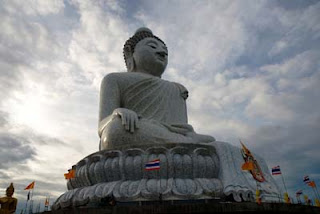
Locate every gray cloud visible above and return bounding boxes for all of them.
[251,118,320,161]
[248,118,320,194]
[0,110,9,127]
[0,125,78,211]
[2,0,64,16]
[0,134,36,169]
[0,171,10,181]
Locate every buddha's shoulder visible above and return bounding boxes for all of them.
[102,72,159,85]
[102,72,187,91]
[103,72,151,80]
[171,81,188,92]
[102,72,129,80]
[101,72,129,85]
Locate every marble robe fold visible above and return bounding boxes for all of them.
[121,73,190,132]
[99,72,213,149]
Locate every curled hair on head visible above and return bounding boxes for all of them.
[123,28,167,70]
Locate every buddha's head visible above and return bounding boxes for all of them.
[6,183,14,197]
[123,27,168,77]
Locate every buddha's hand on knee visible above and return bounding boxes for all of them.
[112,108,140,133]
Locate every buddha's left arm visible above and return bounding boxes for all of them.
[10,198,17,213]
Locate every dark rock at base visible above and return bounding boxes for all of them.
[47,200,320,214]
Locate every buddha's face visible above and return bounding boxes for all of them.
[133,37,168,77]
[6,189,13,197]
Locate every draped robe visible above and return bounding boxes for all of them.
[99,72,213,149]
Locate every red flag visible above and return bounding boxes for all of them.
[24,181,35,190]
[308,181,316,188]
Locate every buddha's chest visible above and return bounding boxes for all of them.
[121,78,187,123]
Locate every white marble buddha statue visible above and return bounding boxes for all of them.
[52,28,280,211]
[98,27,215,150]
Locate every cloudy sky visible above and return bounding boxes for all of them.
[1,0,320,211]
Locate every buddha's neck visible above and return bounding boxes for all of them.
[134,69,162,78]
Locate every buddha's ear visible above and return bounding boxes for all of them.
[127,56,135,72]
[124,46,135,72]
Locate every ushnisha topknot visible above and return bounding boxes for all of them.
[123,27,167,69]
[6,183,14,196]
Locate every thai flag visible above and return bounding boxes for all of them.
[271,166,281,175]
[145,159,160,171]
[303,175,310,184]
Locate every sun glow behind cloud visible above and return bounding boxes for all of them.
[5,82,59,137]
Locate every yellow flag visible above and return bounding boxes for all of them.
[315,199,320,207]
[284,192,291,204]
[64,169,76,179]
[256,189,261,204]
[242,161,254,170]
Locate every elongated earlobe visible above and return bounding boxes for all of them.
[124,46,135,72]
[127,56,135,72]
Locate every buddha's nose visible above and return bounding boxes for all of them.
[157,51,167,57]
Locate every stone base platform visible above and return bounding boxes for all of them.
[49,200,320,214]
[53,142,283,210]
[53,143,224,210]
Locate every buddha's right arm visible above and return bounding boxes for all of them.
[98,74,121,137]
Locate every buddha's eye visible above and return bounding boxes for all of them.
[148,45,156,49]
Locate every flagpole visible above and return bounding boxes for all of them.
[24,192,29,214]
[31,188,34,213]
[28,199,33,214]
[30,184,35,214]
[314,185,320,207]
[45,195,50,211]
[159,166,161,193]
[255,180,262,204]
[314,183,320,199]
[31,187,34,201]
[159,168,161,200]
[36,201,40,213]
[48,196,51,211]
[311,186,318,200]
[296,195,301,204]
[44,197,47,211]
[280,173,288,194]
[158,158,162,202]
